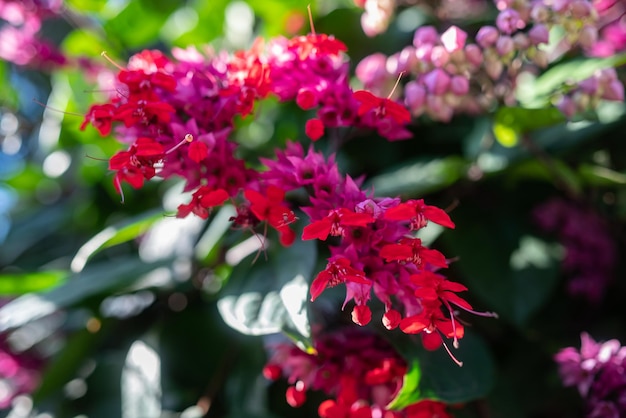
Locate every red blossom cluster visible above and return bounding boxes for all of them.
[81,25,492,400]
[264,329,453,418]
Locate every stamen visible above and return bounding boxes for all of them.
[165,134,194,154]
[32,99,84,117]
[307,4,315,36]
[442,300,460,349]
[387,71,405,100]
[84,154,109,162]
[453,302,499,319]
[252,223,269,264]
[441,339,464,367]
[114,176,125,204]
[101,51,125,71]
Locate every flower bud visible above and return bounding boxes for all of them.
[602,80,625,101]
[404,81,426,112]
[426,95,454,122]
[530,4,550,22]
[356,53,389,86]
[485,58,504,79]
[476,26,499,48]
[464,44,484,66]
[556,96,576,118]
[430,45,450,67]
[383,310,402,330]
[496,35,516,56]
[423,68,451,95]
[286,384,306,407]
[352,305,372,326]
[496,9,524,35]
[450,75,470,95]
[440,25,468,53]
[529,24,550,45]
[578,26,598,49]
[413,25,439,47]
[570,0,593,19]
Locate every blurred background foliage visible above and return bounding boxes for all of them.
[0,0,625,417]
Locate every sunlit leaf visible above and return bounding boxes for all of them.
[217,233,316,351]
[0,270,68,295]
[71,210,164,272]
[524,52,626,105]
[493,107,566,147]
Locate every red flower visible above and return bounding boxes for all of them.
[399,301,465,352]
[411,271,471,311]
[310,258,370,301]
[288,33,348,59]
[244,186,297,230]
[383,199,455,230]
[109,137,165,195]
[302,208,375,241]
[404,400,453,418]
[305,118,325,141]
[176,187,229,219]
[187,140,209,163]
[81,104,117,136]
[379,238,448,269]
[353,90,411,125]
[115,100,175,127]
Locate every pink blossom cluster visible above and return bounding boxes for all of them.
[588,0,626,57]
[82,33,491,357]
[263,328,453,418]
[356,0,624,122]
[554,67,624,117]
[0,335,42,409]
[0,0,66,69]
[534,198,616,303]
[555,332,626,417]
[354,0,490,37]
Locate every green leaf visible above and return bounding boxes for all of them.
[62,28,113,58]
[103,1,173,48]
[441,207,562,326]
[195,205,237,263]
[387,360,421,410]
[578,164,626,186]
[493,107,566,147]
[71,210,164,272]
[368,156,468,197]
[0,270,68,295]
[505,159,583,196]
[217,234,316,352]
[0,257,169,332]
[389,331,495,408]
[524,53,626,105]
[66,0,108,12]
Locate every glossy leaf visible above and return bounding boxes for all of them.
[368,156,468,197]
[217,234,316,351]
[122,340,162,418]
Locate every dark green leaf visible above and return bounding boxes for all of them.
[441,208,562,326]
[0,270,68,295]
[389,331,495,407]
[103,1,172,48]
[368,156,468,197]
[217,234,316,352]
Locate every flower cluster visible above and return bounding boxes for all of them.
[588,0,626,57]
[264,328,453,418]
[0,0,66,69]
[555,332,626,417]
[533,198,616,303]
[82,29,491,357]
[356,0,624,122]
